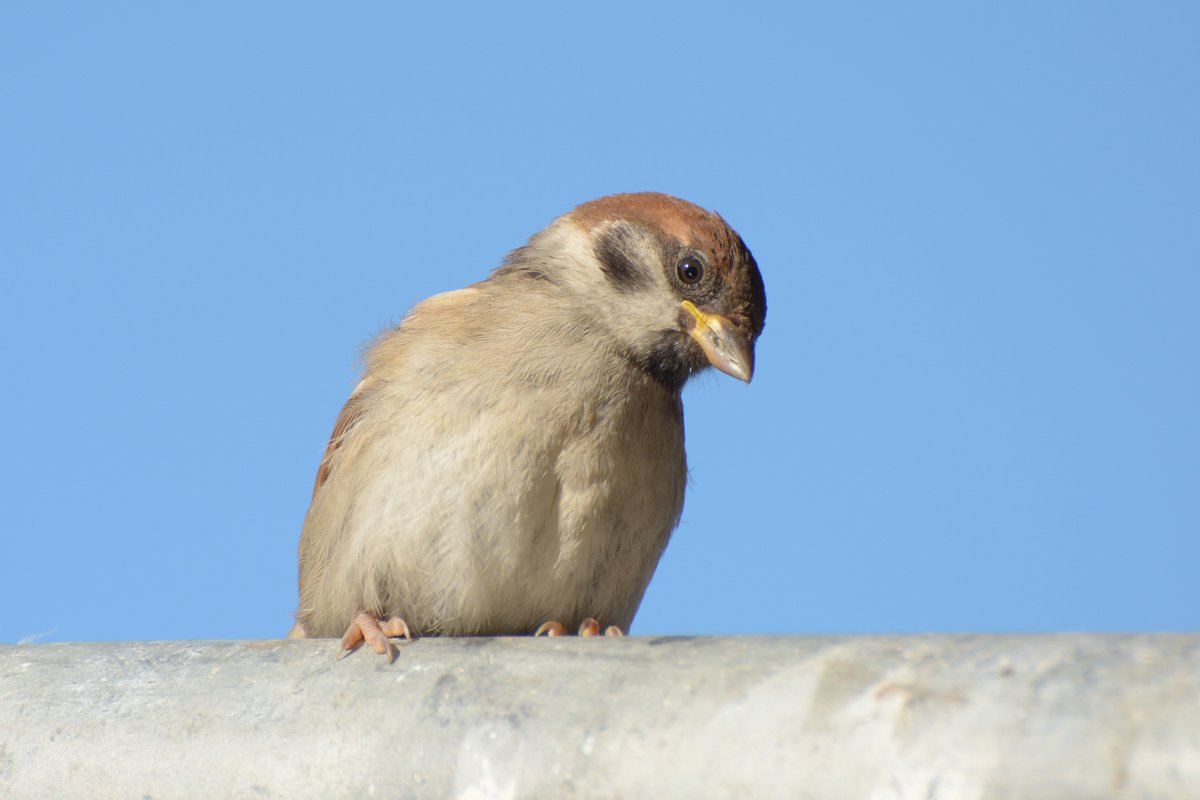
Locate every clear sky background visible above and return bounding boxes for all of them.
[2,5,1197,644]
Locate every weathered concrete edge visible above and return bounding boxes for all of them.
[2,635,1198,799]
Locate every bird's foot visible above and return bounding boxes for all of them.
[336,611,412,662]
[535,618,624,637]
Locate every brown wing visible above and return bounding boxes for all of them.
[311,377,372,500]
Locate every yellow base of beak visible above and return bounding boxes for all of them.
[680,300,755,382]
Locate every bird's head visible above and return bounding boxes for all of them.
[501,192,767,390]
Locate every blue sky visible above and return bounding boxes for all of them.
[2,4,1197,643]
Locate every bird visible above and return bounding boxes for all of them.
[289,192,766,659]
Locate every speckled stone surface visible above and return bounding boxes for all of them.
[2,635,1198,798]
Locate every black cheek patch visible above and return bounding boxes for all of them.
[594,222,653,293]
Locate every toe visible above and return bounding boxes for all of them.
[337,611,405,662]
[380,616,412,641]
[336,622,365,660]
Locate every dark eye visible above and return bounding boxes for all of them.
[676,256,704,285]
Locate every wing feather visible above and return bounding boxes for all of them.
[311,377,373,500]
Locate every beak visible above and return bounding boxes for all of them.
[680,300,755,382]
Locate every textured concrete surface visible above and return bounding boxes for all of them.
[1,635,1198,798]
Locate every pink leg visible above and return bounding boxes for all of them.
[337,611,412,662]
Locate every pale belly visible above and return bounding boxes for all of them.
[299,374,687,637]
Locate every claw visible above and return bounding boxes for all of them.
[535,621,568,637]
[536,618,624,637]
[380,616,412,641]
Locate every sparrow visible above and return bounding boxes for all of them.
[289,192,766,659]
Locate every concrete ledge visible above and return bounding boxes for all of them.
[2,635,1197,798]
